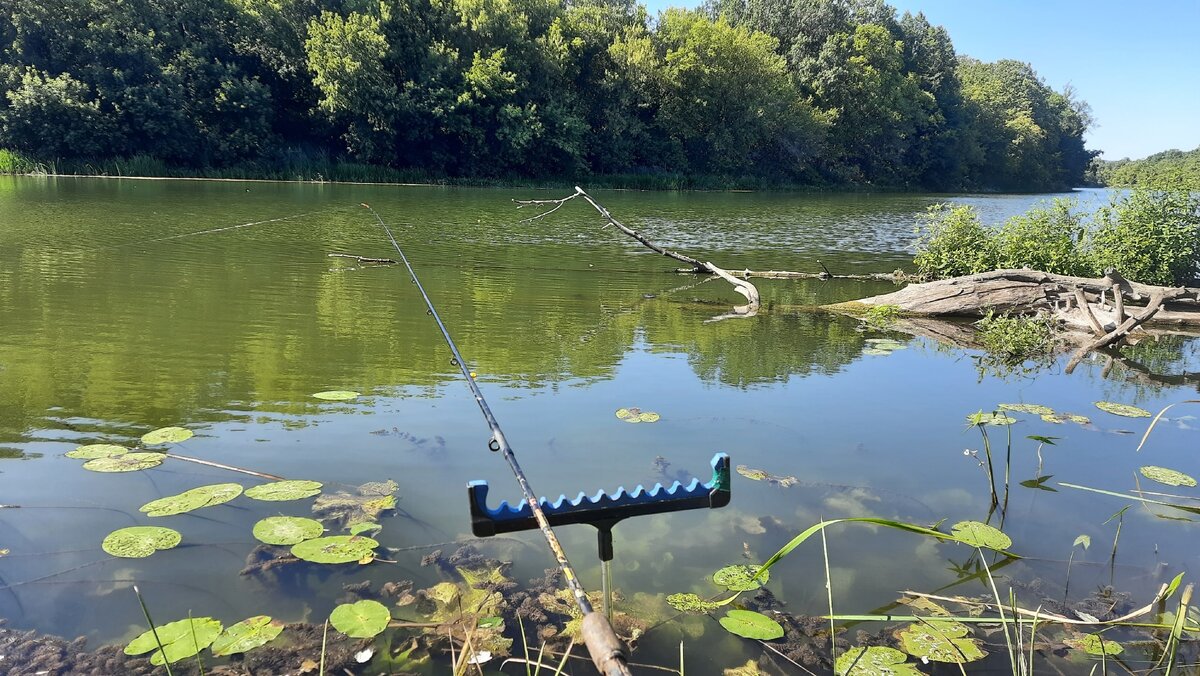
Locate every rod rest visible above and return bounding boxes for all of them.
[468,453,730,537]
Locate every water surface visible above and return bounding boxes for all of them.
[0,178,1195,672]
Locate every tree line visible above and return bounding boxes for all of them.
[0,0,1095,190]
[1090,147,1200,191]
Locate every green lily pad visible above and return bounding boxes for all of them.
[140,483,243,517]
[252,516,324,545]
[966,411,1017,426]
[1042,413,1092,425]
[330,599,390,638]
[863,348,893,356]
[291,535,378,564]
[211,616,285,656]
[141,426,194,445]
[999,403,1055,416]
[950,521,1012,550]
[615,407,661,423]
[101,526,181,558]
[1064,633,1123,656]
[1139,466,1197,487]
[313,390,360,401]
[1094,401,1152,418]
[666,593,722,613]
[896,621,986,663]
[835,646,922,675]
[713,564,769,591]
[244,480,323,501]
[477,616,503,629]
[125,617,223,665]
[66,444,128,459]
[348,522,382,536]
[83,452,165,473]
[718,609,784,640]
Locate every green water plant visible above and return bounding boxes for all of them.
[615,407,660,423]
[330,600,390,638]
[102,526,182,558]
[834,646,921,675]
[141,426,194,445]
[291,535,378,564]
[252,516,324,545]
[1139,466,1197,487]
[83,451,165,472]
[312,390,360,401]
[1094,401,1152,418]
[140,483,243,517]
[244,480,323,501]
[718,610,783,640]
[210,615,284,656]
[66,443,128,459]
[125,615,223,665]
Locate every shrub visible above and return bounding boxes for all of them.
[913,204,996,278]
[992,198,1088,275]
[1084,189,1200,286]
[976,310,1059,362]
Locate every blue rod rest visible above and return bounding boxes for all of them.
[467,453,730,538]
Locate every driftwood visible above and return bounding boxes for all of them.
[824,268,1200,369]
[329,252,398,265]
[516,187,762,318]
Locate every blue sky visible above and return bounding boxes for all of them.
[641,0,1200,160]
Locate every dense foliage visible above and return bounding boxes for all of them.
[1092,147,1200,191]
[913,190,1200,286]
[0,0,1094,189]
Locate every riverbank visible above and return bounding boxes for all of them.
[0,149,1078,193]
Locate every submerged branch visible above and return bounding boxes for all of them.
[516,187,760,318]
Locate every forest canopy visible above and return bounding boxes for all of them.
[0,0,1096,190]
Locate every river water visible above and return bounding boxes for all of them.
[0,177,1195,673]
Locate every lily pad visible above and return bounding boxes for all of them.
[835,646,921,676]
[66,444,128,459]
[965,411,1017,426]
[713,564,769,591]
[313,390,360,401]
[140,483,243,517]
[125,617,223,665]
[330,599,390,638]
[252,516,324,545]
[1042,413,1092,425]
[615,407,661,423]
[1064,633,1123,656]
[1139,466,1197,488]
[312,481,398,528]
[141,426,193,445]
[348,522,382,536]
[896,621,985,663]
[718,609,784,640]
[211,616,284,656]
[999,403,1054,416]
[863,348,893,356]
[666,593,722,613]
[244,480,323,501]
[291,535,378,564]
[102,526,181,558]
[83,452,165,473]
[1094,401,1152,418]
[950,521,1012,550]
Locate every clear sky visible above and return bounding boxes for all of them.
[641,0,1200,160]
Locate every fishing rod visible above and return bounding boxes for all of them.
[361,204,633,675]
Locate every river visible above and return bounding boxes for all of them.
[0,177,1195,673]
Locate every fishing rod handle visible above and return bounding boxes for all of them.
[582,613,634,675]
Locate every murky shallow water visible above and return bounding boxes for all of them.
[0,178,1196,672]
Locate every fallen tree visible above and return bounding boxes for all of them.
[823,268,1200,370]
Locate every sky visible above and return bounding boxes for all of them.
[641,0,1200,160]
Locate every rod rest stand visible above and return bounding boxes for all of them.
[468,453,730,559]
